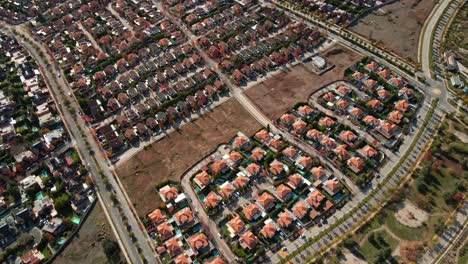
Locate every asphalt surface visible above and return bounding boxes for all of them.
[0,24,157,264]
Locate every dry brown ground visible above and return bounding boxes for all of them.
[116,98,262,216]
[350,0,437,62]
[245,44,363,120]
[55,203,116,264]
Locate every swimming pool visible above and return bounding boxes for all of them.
[71,217,80,224]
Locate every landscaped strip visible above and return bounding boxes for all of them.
[279,98,439,263]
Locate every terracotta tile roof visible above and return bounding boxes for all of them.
[242,203,261,221]
[204,191,221,208]
[229,151,243,163]
[160,185,179,201]
[363,115,380,126]
[175,253,190,264]
[306,129,323,139]
[297,156,312,169]
[336,99,349,109]
[188,232,209,252]
[219,182,236,198]
[334,144,350,160]
[338,130,358,143]
[258,192,275,209]
[347,156,365,173]
[349,107,364,118]
[174,207,194,226]
[387,110,404,124]
[255,129,270,142]
[204,257,225,264]
[245,163,261,176]
[227,216,245,234]
[148,209,166,224]
[306,189,325,208]
[260,221,277,238]
[378,68,390,78]
[394,99,409,112]
[320,136,336,148]
[309,209,320,219]
[211,159,228,174]
[367,99,383,109]
[377,89,389,99]
[157,222,173,241]
[365,79,378,88]
[233,135,248,149]
[292,119,307,133]
[275,184,292,201]
[377,121,398,138]
[194,171,211,188]
[353,71,364,79]
[232,174,249,189]
[337,85,349,95]
[297,105,313,115]
[282,146,297,159]
[164,237,183,257]
[310,166,327,179]
[319,116,335,128]
[280,113,295,125]
[268,138,283,150]
[269,159,285,175]
[365,61,378,71]
[287,173,304,188]
[358,145,378,158]
[324,179,342,195]
[322,92,335,102]
[239,231,259,250]
[250,147,265,161]
[292,200,310,219]
[277,211,294,227]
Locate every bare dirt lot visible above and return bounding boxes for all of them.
[116,99,261,216]
[245,44,363,119]
[350,0,437,62]
[55,204,115,264]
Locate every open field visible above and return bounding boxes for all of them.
[350,0,437,62]
[444,1,468,66]
[116,99,262,216]
[55,203,119,264]
[245,44,362,119]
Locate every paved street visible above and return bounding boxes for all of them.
[0,24,157,264]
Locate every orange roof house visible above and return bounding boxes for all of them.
[174,207,194,226]
[292,200,310,219]
[157,222,174,241]
[378,68,390,78]
[242,203,261,221]
[250,147,266,161]
[323,179,342,196]
[390,77,404,87]
[287,173,304,189]
[399,87,414,98]
[254,129,270,143]
[377,120,398,139]
[275,184,293,201]
[387,110,404,124]
[306,129,323,140]
[377,89,390,99]
[260,220,278,239]
[204,257,225,264]
[269,159,286,176]
[239,231,259,251]
[337,85,349,96]
[245,163,261,177]
[219,182,236,199]
[310,166,327,180]
[159,185,179,203]
[232,174,249,189]
[194,171,211,189]
[258,192,275,210]
[227,216,245,236]
[233,135,249,149]
[282,146,297,160]
[175,253,190,264]
[204,191,221,208]
[292,119,307,134]
[364,79,378,89]
[296,156,313,170]
[336,99,349,109]
[358,145,379,158]
[318,116,335,128]
[365,61,378,71]
[280,113,295,126]
[363,115,380,127]
[334,144,351,161]
[211,159,228,174]
[352,71,364,79]
[297,105,313,116]
[394,99,409,112]
[188,232,210,253]
[148,209,166,224]
[306,189,325,208]
[268,138,284,151]
[227,151,243,166]
[164,237,184,257]
[349,107,364,118]
[347,156,365,173]
[320,136,337,149]
[338,130,358,144]
[322,92,336,102]
[367,99,384,111]
[277,211,294,228]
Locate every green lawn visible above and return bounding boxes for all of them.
[458,240,468,264]
[385,212,426,241]
[360,230,398,263]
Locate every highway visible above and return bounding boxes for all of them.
[0,24,157,264]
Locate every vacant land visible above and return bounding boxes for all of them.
[350,0,437,62]
[117,99,262,216]
[55,203,118,264]
[444,2,468,65]
[245,44,362,119]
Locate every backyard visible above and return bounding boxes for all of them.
[350,0,437,63]
[116,99,262,216]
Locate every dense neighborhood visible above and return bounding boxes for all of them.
[0,33,95,263]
